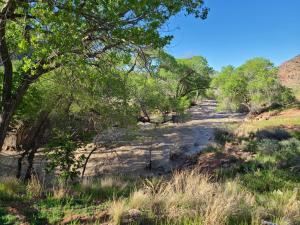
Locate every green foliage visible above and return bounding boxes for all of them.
[2,0,209,90]
[46,131,86,181]
[241,169,300,193]
[216,136,300,194]
[0,207,19,225]
[129,52,212,121]
[0,178,24,203]
[211,58,295,112]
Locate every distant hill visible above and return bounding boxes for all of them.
[278,55,300,87]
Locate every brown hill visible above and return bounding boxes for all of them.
[278,55,300,87]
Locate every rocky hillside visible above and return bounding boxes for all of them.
[278,55,300,87]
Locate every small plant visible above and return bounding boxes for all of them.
[257,139,281,155]
[46,130,86,182]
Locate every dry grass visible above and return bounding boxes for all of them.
[128,190,149,209]
[108,199,127,225]
[108,171,254,224]
[107,171,300,225]
[26,176,44,199]
[100,177,128,189]
[82,176,128,190]
[151,171,254,224]
[52,183,70,199]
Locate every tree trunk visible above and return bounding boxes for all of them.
[24,147,38,181]
[0,0,16,150]
[0,81,31,151]
[16,150,29,179]
[81,146,97,179]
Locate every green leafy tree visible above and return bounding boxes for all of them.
[130,52,212,122]
[211,58,295,112]
[0,0,208,150]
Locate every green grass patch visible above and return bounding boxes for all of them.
[241,169,300,193]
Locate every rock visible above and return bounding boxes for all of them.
[261,220,278,225]
[128,209,142,219]
[278,55,300,86]
[122,209,142,223]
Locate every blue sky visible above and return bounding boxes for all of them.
[164,0,300,71]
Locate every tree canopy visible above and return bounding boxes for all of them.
[0,0,208,149]
[210,58,295,113]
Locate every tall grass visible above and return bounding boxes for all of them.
[108,171,254,225]
[107,171,300,225]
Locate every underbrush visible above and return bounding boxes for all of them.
[0,131,299,225]
[0,168,299,225]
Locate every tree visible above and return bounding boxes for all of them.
[0,0,208,150]
[128,51,212,123]
[211,58,295,113]
[177,56,212,99]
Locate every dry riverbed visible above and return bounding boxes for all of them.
[0,100,245,179]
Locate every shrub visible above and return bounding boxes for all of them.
[241,169,299,193]
[276,138,300,172]
[211,58,296,113]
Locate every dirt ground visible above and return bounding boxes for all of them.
[0,100,245,179]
